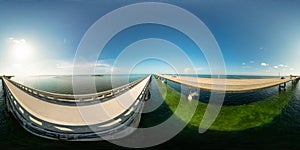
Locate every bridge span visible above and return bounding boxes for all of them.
[155,74,300,93]
[1,75,151,141]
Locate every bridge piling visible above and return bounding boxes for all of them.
[0,78,3,95]
[188,87,199,101]
[144,77,152,101]
[279,82,287,91]
[145,90,151,101]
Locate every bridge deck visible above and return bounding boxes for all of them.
[156,74,299,93]
[3,75,151,126]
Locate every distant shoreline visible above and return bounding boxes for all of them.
[90,74,104,77]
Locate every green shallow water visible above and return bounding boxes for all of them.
[154,78,295,131]
[140,77,300,149]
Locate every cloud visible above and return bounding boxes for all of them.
[278,64,284,67]
[261,62,269,67]
[56,64,73,69]
[95,63,110,68]
[184,68,191,74]
[277,64,288,68]
[8,37,27,44]
[274,66,278,69]
[242,62,246,65]
[265,69,271,73]
[57,62,111,69]
[249,60,255,64]
[290,68,294,71]
[183,67,202,74]
[242,65,252,69]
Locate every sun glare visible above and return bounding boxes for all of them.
[10,39,33,59]
[5,37,39,76]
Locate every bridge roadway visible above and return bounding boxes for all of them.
[156,74,300,93]
[2,75,151,140]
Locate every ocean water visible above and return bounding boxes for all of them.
[0,75,299,149]
[12,74,147,94]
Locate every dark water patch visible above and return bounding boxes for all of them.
[140,77,175,127]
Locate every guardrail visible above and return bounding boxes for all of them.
[5,76,147,103]
[3,75,152,141]
[154,74,299,93]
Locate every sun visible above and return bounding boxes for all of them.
[10,38,34,60]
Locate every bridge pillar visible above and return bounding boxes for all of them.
[2,76,14,80]
[188,87,199,101]
[144,77,151,101]
[145,90,151,101]
[292,78,299,84]
[279,82,286,91]
[1,78,3,95]
[4,89,12,113]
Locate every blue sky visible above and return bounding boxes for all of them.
[0,0,300,76]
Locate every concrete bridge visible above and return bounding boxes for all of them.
[155,74,300,93]
[1,75,151,141]
[1,73,299,140]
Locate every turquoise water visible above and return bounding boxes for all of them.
[0,75,300,149]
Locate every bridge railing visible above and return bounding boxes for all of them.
[5,76,147,103]
[3,75,151,141]
[155,74,298,90]
[183,80,291,88]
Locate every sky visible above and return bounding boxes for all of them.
[0,0,300,76]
